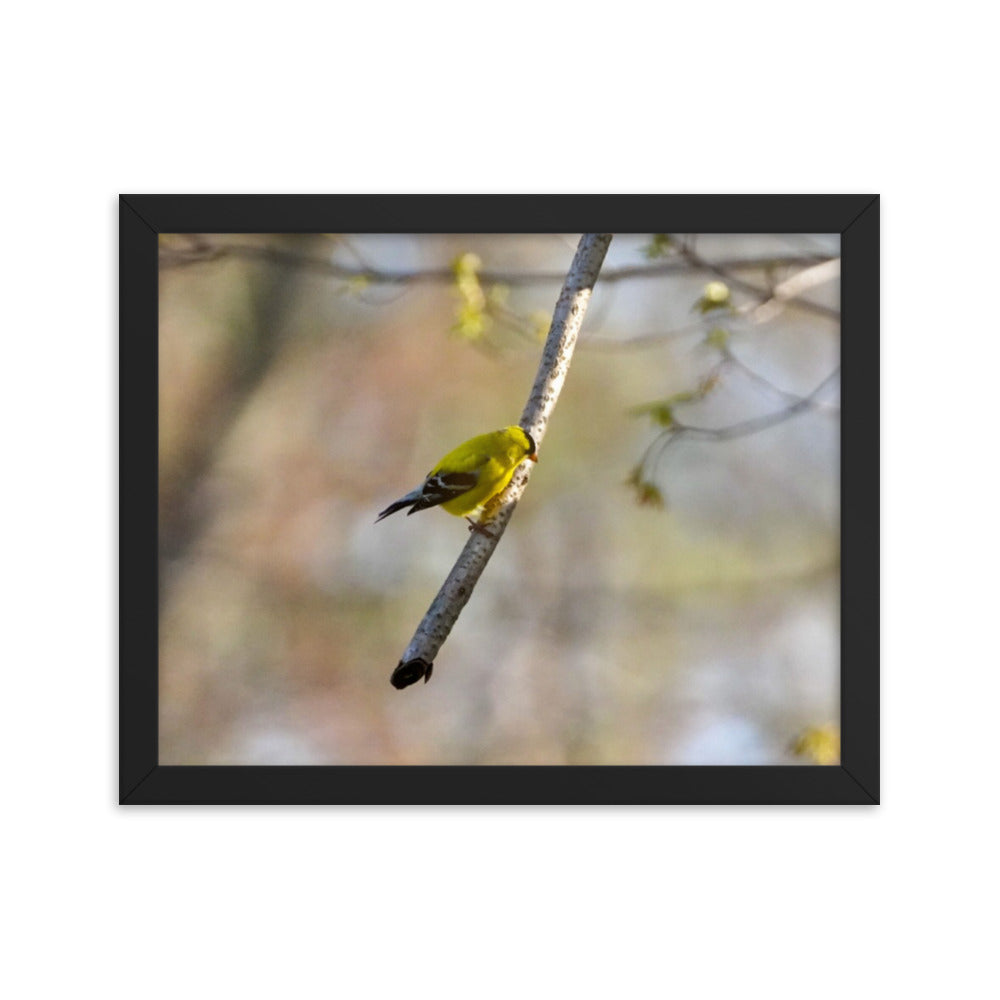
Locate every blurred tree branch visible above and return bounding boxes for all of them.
[390,233,614,689]
[582,255,840,353]
[671,368,840,441]
[678,241,840,321]
[629,366,840,507]
[159,234,833,312]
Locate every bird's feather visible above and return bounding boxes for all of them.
[406,471,479,513]
[375,470,479,522]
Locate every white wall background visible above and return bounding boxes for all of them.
[2,3,996,998]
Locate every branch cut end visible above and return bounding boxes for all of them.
[391,657,434,689]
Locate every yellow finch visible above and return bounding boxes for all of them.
[376,425,537,527]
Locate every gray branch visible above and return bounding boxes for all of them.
[160,237,828,289]
[391,233,613,689]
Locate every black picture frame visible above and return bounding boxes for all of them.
[121,194,879,805]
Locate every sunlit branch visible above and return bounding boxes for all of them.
[679,244,840,321]
[389,234,614,690]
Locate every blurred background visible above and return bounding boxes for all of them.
[158,232,840,766]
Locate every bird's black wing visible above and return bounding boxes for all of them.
[375,471,480,522]
[407,471,479,514]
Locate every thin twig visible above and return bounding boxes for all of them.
[390,233,614,689]
[720,347,840,415]
[679,244,840,321]
[635,368,839,483]
[160,238,829,289]
[671,368,840,441]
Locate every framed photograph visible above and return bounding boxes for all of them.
[121,195,878,804]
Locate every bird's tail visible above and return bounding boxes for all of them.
[375,490,421,523]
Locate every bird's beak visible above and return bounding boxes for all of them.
[528,454,538,462]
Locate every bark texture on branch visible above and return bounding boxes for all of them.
[391,233,613,689]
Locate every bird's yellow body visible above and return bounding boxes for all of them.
[376,426,537,524]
